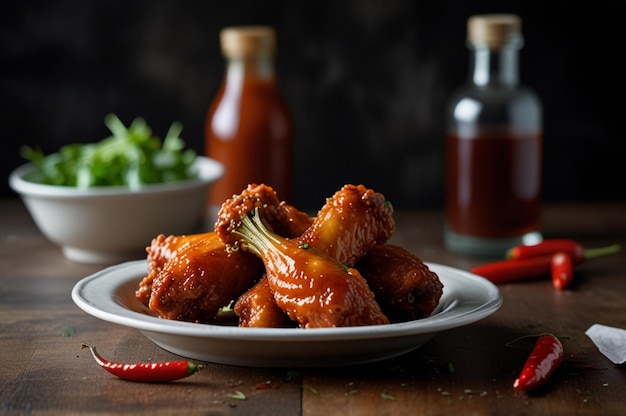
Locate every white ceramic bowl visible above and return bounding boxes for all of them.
[9,156,224,264]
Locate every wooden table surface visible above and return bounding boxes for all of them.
[1,198,625,415]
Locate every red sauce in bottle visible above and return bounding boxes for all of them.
[444,15,543,256]
[445,130,542,238]
[205,26,293,221]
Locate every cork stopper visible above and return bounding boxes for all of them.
[467,14,522,50]
[220,26,276,58]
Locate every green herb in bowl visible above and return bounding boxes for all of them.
[21,114,197,189]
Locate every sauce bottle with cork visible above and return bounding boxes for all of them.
[205,25,293,223]
[444,14,543,257]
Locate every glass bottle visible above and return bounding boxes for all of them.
[205,26,293,223]
[444,14,543,257]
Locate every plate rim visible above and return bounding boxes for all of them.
[71,260,503,342]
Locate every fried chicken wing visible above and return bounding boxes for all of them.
[233,276,290,328]
[147,232,265,323]
[297,184,395,266]
[356,244,443,321]
[215,183,312,245]
[224,209,390,328]
[279,201,315,237]
[136,233,211,306]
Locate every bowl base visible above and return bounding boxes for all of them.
[62,246,144,265]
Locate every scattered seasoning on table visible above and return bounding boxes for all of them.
[448,362,455,373]
[286,370,301,381]
[256,381,272,390]
[228,391,247,400]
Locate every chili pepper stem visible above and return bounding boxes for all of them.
[505,333,570,348]
[584,244,621,260]
[187,361,204,374]
[83,343,103,364]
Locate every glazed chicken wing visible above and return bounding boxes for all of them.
[136,233,211,306]
[215,183,313,244]
[356,244,443,321]
[297,184,395,266]
[147,232,265,323]
[233,276,289,328]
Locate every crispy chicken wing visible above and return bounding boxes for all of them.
[215,183,312,244]
[147,232,265,323]
[297,184,395,266]
[136,233,211,306]
[356,244,443,321]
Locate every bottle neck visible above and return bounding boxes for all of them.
[469,41,520,87]
[225,55,276,82]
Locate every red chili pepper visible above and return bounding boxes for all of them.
[82,343,203,382]
[470,256,553,284]
[551,252,574,290]
[507,239,620,265]
[513,334,564,391]
[473,240,621,284]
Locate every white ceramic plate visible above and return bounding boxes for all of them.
[72,260,502,367]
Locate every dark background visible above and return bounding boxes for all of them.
[2,0,624,211]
